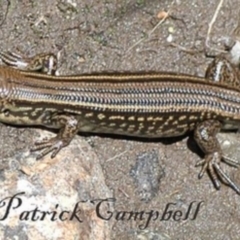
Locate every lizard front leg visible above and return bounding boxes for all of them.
[31,114,80,159]
[0,51,58,75]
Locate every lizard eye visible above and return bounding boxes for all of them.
[2,108,9,116]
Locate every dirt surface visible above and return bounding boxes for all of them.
[0,0,240,239]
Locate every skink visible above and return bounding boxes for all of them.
[0,52,240,193]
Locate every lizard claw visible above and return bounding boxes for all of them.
[196,152,240,194]
[31,137,69,159]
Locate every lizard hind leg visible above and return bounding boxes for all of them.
[194,119,240,194]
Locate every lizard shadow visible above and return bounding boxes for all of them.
[82,131,204,158]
